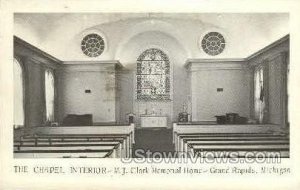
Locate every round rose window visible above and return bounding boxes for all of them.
[81,33,105,57]
[201,32,225,56]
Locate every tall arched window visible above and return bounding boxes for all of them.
[13,58,25,128]
[136,48,170,100]
[254,66,265,123]
[45,69,55,122]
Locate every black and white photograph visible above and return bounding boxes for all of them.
[1,0,300,189]
[12,13,290,159]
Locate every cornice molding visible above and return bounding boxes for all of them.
[14,36,62,67]
[62,61,123,72]
[185,58,247,71]
[63,60,121,66]
[246,34,289,61]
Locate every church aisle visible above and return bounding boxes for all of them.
[132,128,175,158]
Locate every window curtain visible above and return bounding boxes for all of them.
[254,67,265,123]
[13,59,24,128]
[45,70,55,122]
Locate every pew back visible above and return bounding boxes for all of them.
[173,123,289,158]
[14,124,135,158]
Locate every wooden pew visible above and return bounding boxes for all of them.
[176,134,288,152]
[192,150,290,158]
[173,123,286,141]
[16,124,135,158]
[24,124,135,144]
[178,136,289,158]
[190,144,289,151]
[14,149,114,158]
[14,143,121,158]
[15,135,127,158]
[173,123,289,158]
[183,139,289,153]
[173,123,287,150]
[191,144,289,158]
[19,134,128,156]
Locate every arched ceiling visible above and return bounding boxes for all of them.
[117,30,188,68]
[14,13,289,65]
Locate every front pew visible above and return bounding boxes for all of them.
[173,123,286,145]
[22,124,135,158]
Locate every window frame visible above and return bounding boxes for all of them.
[136,48,171,101]
[253,62,269,124]
[13,57,26,129]
[44,68,56,123]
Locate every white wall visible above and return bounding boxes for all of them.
[116,70,134,123]
[188,61,251,121]
[58,62,119,123]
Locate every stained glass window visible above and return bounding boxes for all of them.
[136,48,170,100]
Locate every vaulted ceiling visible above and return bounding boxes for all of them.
[14,13,289,65]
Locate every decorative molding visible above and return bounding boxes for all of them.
[14,36,62,68]
[185,58,245,64]
[63,60,121,65]
[246,34,289,61]
[62,61,123,72]
[185,59,247,71]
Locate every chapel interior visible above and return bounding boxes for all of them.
[13,13,290,158]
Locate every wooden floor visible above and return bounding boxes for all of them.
[133,128,175,158]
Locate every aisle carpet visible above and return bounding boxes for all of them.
[132,128,175,158]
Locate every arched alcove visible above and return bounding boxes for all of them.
[116,30,189,126]
[136,48,171,101]
[114,19,192,61]
[116,30,188,68]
